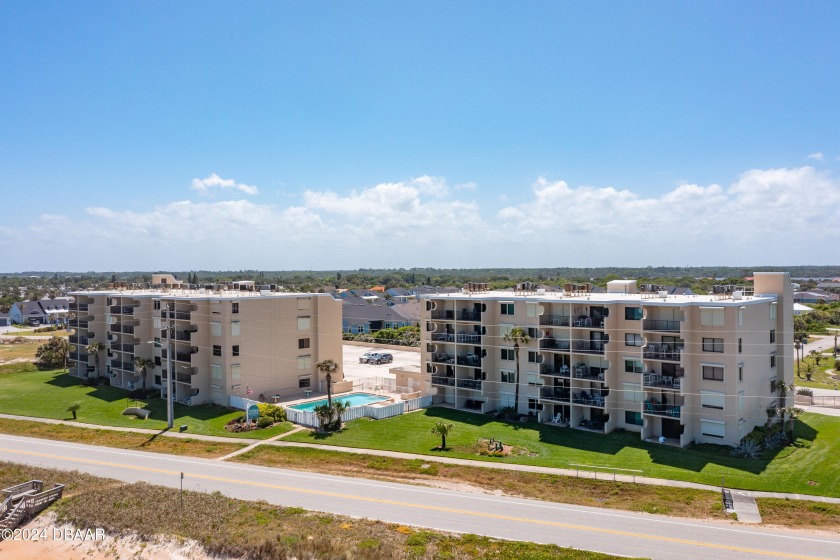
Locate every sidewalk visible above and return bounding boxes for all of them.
[3,412,839,507]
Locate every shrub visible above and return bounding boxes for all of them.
[257,416,273,429]
[258,403,285,423]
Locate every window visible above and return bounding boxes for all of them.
[526,373,543,386]
[153,300,161,310]
[702,365,724,381]
[738,307,744,327]
[500,302,514,315]
[297,355,312,370]
[738,338,742,353]
[700,419,725,439]
[625,307,642,320]
[232,345,240,357]
[499,392,515,408]
[770,354,776,369]
[770,302,777,321]
[625,411,643,426]
[700,307,725,327]
[232,302,239,314]
[501,348,515,361]
[770,330,776,343]
[298,338,310,349]
[500,370,515,383]
[298,376,311,388]
[526,302,539,318]
[738,364,744,382]
[624,359,643,374]
[625,333,643,347]
[527,351,540,363]
[527,327,540,339]
[297,316,311,331]
[154,374,161,385]
[701,391,725,409]
[211,322,222,336]
[231,364,240,380]
[702,338,724,352]
[211,364,222,381]
[297,297,311,310]
[527,398,543,411]
[154,337,161,348]
[231,321,240,336]
[771,379,778,393]
[213,345,222,356]
[623,382,643,404]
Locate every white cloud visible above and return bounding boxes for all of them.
[5,168,840,270]
[454,181,478,191]
[190,173,259,195]
[807,152,825,162]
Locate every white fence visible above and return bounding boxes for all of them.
[285,395,434,428]
[229,395,260,411]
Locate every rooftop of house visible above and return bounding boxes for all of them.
[68,288,334,301]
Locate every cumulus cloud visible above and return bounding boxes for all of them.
[6,168,840,270]
[807,152,825,162]
[190,173,259,195]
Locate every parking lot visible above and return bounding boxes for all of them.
[341,343,420,382]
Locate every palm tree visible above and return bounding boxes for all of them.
[314,398,349,432]
[316,359,340,408]
[431,420,454,450]
[777,381,796,436]
[134,357,154,391]
[503,327,530,415]
[85,341,105,378]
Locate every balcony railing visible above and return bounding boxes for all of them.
[70,303,88,312]
[540,339,571,351]
[175,331,192,341]
[643,373,683,391]
[174,353,193,363]
[458,310,481,322]
[643,346,682,362]
[430,310,454,320]
[456,355,481,367]
[175,373,193,384]
[431,353,454,364]
[539,387,570,402]
[431,375,455,387]
[540,314,571,327]
[572,390,607,407]
[456,378,482,390]
[111,361,135,372]
[109,306,135,315]
[69,319,88,329]
[69,352,83,361]
[540,364,570,377]
[642,319,680,332]
[573,341,605,355]
[572,316,605,328]
[643,400,681,418]
[432,332,481,343]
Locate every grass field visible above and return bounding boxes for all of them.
[0,368,294,439]
[0,340,39,361]
[284,407,840,497]
[1,462,634,560]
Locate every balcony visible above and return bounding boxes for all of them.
[111,361,135,373]
[174,353,193,363]
[573,341,605,355]
[458,310,481,322]
[539,386,570,402]
[431,375,455,387]
[572,390,607,407]
[68,319,88,329]
[572,316,605,329]
[456,354,481,367]
[456,378,482,390]
[642,319,680,333]
[643,373,683,391]
[175,372,193,384]
[540,314,571,327]
[69,352,83,361]
[540,364,570,378]
[430,310,454,320]
[643,344,682,362]
[572,364,607,381]
[643,400,681,418]
[431,353,454,364]
[540,339,570,351]
[109,306,135,315]
[175,331,192,342]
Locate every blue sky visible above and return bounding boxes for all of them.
[2,1,839,271]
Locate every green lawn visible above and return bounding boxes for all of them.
[0,368,294,439]
[796,352,839,389]
[285,407,840,497]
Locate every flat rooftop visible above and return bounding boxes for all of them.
[69,289,331,300]
[419,289,778,306]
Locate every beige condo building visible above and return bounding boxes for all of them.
[68,275,342,406]
[421,272,793,447]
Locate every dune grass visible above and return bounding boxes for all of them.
[0,368,293,439]
[284,407,840,496]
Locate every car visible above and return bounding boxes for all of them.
[370,352,393,365]
[359,351,376,364]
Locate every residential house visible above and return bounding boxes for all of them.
[9,298,72,326]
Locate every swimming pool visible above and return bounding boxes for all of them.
[288,392,389,411]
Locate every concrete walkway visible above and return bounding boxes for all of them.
[217,426,307,460]
[730,490,762,523]
[3,412,840,509]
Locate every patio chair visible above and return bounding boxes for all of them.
[551,413,563,424]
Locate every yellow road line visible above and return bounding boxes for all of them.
[1,446,829,560]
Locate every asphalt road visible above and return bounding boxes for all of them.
[2,434,838,560]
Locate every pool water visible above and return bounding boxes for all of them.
[288,392,389,411]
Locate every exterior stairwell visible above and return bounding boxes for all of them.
[0,480,65,535]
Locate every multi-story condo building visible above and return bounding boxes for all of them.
[68,275,342,406]
[420,272,793,447]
